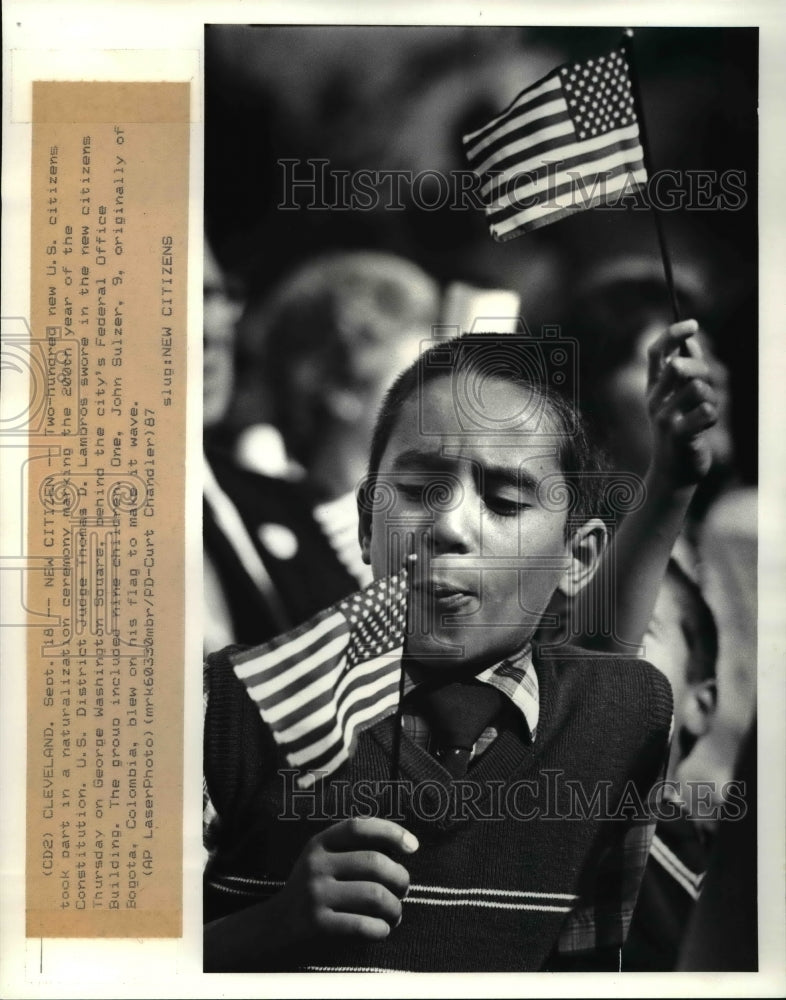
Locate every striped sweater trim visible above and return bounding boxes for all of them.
[409,883,577,900]
[207,875,284,898]
[406,897,573,913]
[208,874,578,911]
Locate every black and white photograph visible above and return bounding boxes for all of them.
[2,3,784,997]
[202,22,759,975]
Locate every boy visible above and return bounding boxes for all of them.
[203,332,699,972]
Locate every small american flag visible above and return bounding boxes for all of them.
[230,571,408,788]
[463,45,647,242]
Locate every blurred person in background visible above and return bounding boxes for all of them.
[203,243,243,441]
[555,258,756,970]
[231,251,441,590]
[203,244,357,652]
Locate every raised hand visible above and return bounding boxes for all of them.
[646,319,720,487]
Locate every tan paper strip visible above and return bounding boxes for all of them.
[32,82,190,123]
[26,81,189,938]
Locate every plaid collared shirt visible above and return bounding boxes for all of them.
[400,645,539,758]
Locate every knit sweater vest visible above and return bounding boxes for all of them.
[204,644,672,972]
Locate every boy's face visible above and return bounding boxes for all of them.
[360,375,579,673]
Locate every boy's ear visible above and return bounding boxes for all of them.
[356,477,373,565]
[558,517,608,597]
[681,679,717,739]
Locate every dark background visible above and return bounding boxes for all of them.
[204,25,758,483]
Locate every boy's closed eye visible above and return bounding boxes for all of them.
[394,478,462,508]
[395,480,533,518]
[481,470,538,518]
[482,492,533,517]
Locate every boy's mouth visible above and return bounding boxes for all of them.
[412,579,478,612]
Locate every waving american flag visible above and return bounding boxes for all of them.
[463,45,648,241]
[230,571,408,788]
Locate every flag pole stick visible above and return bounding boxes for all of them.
[390,659,406,783]
[390,547,416,783]
[621,28,683,325]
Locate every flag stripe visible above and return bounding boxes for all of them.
[287,655,404,763]
[252,642,349,724]
[464,92,566,165]
[463,72,561,145]
[234,611,346,679]
[296,683,403,780]
[278,651,404,745]
[255,655,353,726]
[289,657,402,768]
[491,168,647,240]
[262,660,402,774]
[488,147,646,225]
[471,117,573,186]
[480,122,643,202]
[466,108,571,176]
[476,126,591,197]
[245,630,349,708]
[289,678,398,770]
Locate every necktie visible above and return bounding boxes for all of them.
[409,680,506,778]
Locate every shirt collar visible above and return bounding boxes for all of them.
[403,645,539,741]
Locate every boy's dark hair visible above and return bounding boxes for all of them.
[364,333,608,537]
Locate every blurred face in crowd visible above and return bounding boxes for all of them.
[258,253,439,499]
[323,294,427,427]
[203,244,242,429]
[599,322,733,478]
[361,375,603,672]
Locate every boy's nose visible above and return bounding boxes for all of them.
[429,491,477,555]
